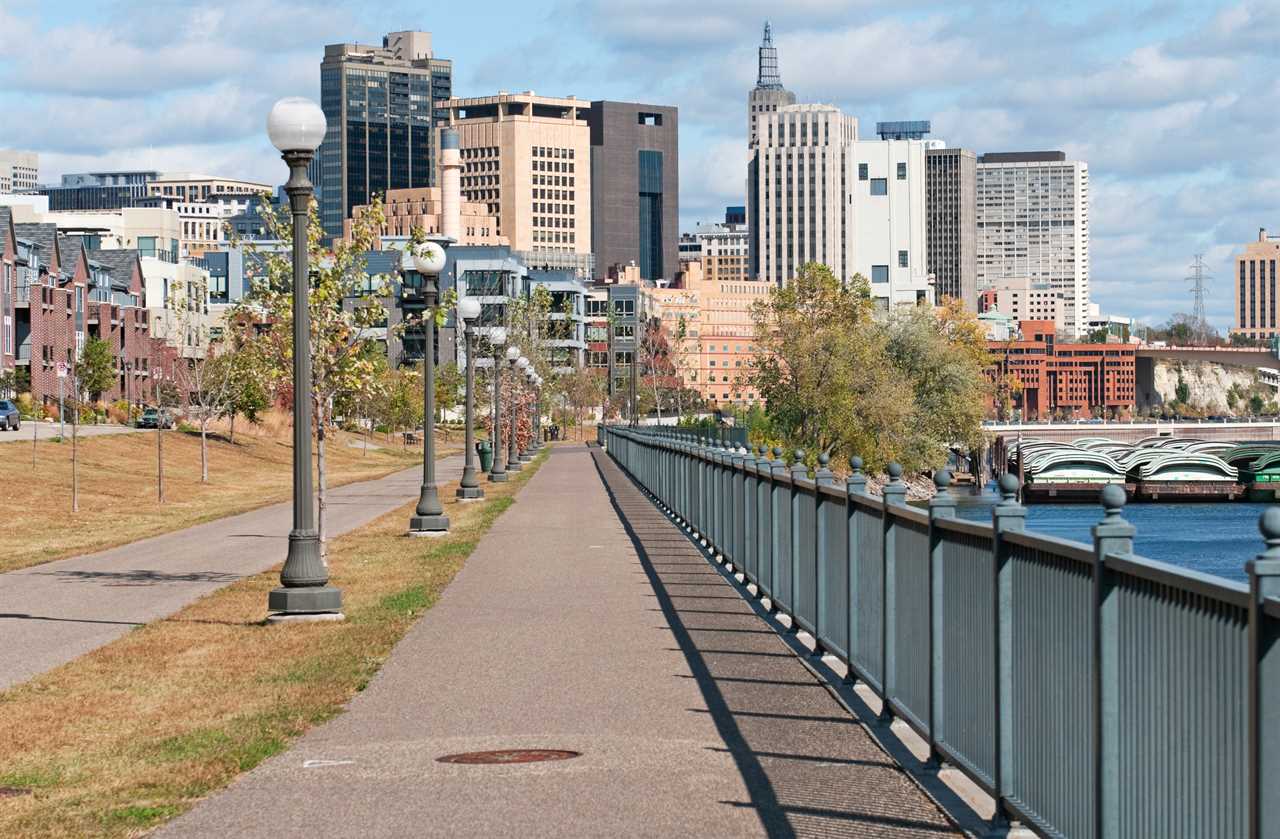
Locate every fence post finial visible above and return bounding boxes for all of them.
[847,456,867,494]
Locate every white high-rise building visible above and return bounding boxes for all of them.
[976,151,1090,336]
[851,138,930,307]
[748,104,857,287]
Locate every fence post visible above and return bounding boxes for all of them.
[1091,485,1132,839]
[990,473,1024,829]
[728,446,746,571]
[788,449,807,634]
[754,446,773,602]
[881,463,907,722]
[845,456,866,686]
[769,447,788,614]
[925,469,956,772]
[812,453,836,659]
[1248,508,1280,839]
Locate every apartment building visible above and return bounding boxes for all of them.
[147,174,270,204]
[1230,228,1280,341]
[318,31,453,241]
[851,138,930,307]
[0,209,15,380]
[694,220,750,285]
[441,92,593,277]
[977,151,1090,337]
[978,277,1065,331]
[988,319,1135,419]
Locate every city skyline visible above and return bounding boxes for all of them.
[0,1,1277,329]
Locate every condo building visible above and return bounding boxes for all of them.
[317,31,453,241]
[976,151,1090,337]
[0,150,38,194]
[851,137,930,306]
[1231,228,1280,341]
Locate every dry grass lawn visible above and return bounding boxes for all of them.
[0,447,549,837]
[0,416,460,573]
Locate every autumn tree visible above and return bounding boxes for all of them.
[233,194,391,553]
[79,337,116,405]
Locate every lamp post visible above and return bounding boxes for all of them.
[519,367,536,462]
[531,374,542,451]
[456,296,483,500]
[488,328,509,482]
[265,96,342,621]
[406,241,449,536]
[506,350,525,472]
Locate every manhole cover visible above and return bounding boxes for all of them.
[436,749,581,765]
[0,786,31,799]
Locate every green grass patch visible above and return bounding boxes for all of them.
[100,804,181,828]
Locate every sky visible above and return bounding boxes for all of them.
[0,0,1277,331]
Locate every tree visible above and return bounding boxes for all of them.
[1250,393,1265,415]
[561,367,608,439]
[749,263,915,470]
[232,194,391,555]
[79,336,116,405]
[433,360,464,437]
[1175,373,1191,406]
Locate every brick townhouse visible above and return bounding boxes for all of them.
[7,212,165,409]
[0,208,15,380]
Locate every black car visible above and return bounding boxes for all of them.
[0,399,18,431]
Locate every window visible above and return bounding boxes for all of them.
[897,162,907,180]
[870,178,887,196]
[638,112,662,126]
[898,250,908,268]
[872,265,889,284]
[858,164,868,181]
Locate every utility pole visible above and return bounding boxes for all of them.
[1188,254,1211,344]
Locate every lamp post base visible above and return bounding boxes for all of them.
[267,584,343,616]
[266,611,346,624]
[507,460,524,472]
[456,485,485,500]
[488,471,509,482]
[409,514,450,534]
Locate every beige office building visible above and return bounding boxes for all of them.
[978,277,1065,331]
[1232,228,1280,340]
[346,187,505,245]
[439,92,592,273]
[148,174,271,203]
[0,150,38,193]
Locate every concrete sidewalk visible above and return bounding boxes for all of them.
[0,421,142,443]
[0,454,463,691]
[158,445,959,838]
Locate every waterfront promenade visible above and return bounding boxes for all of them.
[0,455,464,691]
[157,444,960,837]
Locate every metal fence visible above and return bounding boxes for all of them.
[601,425,1280,839]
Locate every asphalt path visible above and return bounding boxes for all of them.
[158,445,959,838]
[0,454,464,691]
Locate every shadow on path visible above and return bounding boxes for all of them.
[35,569,242,586]
[590,446,960,839]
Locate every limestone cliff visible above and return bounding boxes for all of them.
[1140,359,1263,413]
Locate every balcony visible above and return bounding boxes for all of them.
[15,282,33,307]
[15,344,31,364]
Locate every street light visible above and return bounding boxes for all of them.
[456,296,483,500]
[507,351,526,472]
[519,366,536,462]
[265,96,342,621]
[488,328,509,482]
[407,241,449,536]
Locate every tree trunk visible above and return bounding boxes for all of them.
[317,422,328,560]
[229,412,236,444]
[157,425,164,503]
[200,417,209,482]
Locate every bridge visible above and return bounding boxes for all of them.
[1136,344,1278,368]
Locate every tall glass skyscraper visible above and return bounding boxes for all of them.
[317,31,452,242]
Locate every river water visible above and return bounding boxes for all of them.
[954,491,1270,584]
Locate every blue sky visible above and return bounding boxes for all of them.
[1,0,1277,330]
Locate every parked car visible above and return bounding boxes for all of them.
[0,399,18,431]
[136,407,175,429]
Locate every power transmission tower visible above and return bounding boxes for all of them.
[1187,254,1211,343]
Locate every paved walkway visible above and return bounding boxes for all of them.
[0,454,463,691]
[159,445,959,838]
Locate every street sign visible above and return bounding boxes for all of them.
[56,362,68,379]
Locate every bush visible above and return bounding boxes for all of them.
[42,403,59,421]
[16,392,36,420]
[177,420,198,434]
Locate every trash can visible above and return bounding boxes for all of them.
[477,440,493,473]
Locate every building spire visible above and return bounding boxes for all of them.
[756,21,782,89]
